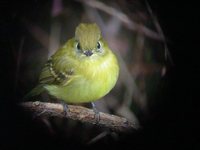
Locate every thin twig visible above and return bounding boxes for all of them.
[145,0,174,65]
[87,131,109,144]
[26,23,49,49]
[20,101,139,133]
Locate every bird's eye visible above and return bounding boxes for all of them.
[76,42,81,51]
[97,41,101,51]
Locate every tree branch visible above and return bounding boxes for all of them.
[20,101,139,133]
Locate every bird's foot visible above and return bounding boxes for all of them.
[91,102,100,123]
[61,102,68,116]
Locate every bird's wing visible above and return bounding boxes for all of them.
[39,58,74,86]
[24,57,74,99]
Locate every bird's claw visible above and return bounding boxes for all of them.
[62,102,68,116]
[91,102,100,123]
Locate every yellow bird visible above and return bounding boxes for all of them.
[26,23,119,111]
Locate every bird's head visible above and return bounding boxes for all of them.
[73,23,107,58]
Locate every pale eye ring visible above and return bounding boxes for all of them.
[97,41,101,50]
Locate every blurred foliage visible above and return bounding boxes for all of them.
[13,0,169,144]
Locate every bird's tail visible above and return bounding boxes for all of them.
[24,84,45,100]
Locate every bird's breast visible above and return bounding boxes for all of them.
[46,52,119,103]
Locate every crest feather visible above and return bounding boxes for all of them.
[75,23,101,50]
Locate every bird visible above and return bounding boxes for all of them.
[25,23,119,117]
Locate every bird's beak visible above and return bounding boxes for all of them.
[84,50,93,56]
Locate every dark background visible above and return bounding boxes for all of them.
[1,0,199,149]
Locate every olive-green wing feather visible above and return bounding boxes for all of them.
[39,58,73,85]
[25,58,74,99]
